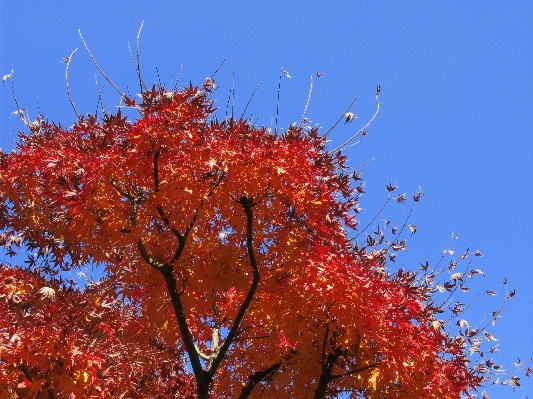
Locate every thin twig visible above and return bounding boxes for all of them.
[79,29,125,99]
[275,67,283,134]
[7,71,29,126]
[94,74,107,117]
[299,75,313,127]
[65,48,81,119]
[390,202,415,244]
[211,58,226,79]
[231,70,235,123]
[127,41,143,90]
[173,65,183,91]
[240,80,261,120]
[324,96,357,138]
[225,88,231,121]
[353,157,375,171]
[355,196,391,240]
[9,72,21,111]
[156,66,161,86]
[328,84,381,154]
[136,21,145,93]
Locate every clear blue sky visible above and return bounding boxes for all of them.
[1,2,532,398]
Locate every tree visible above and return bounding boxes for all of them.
[0,47,523,398]
[0,266,195,398]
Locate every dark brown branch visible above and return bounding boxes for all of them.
[314,349,345,399]
[109,178,135,200]
[320,313,331,371]
[148,153,228,397]
[207,195,261,378]
[336,362,377,379]
[152,148,185,241]
[137,238,166,271]
[160,269,210,398]
[238,360,282,399]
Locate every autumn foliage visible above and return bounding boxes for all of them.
[0,66,520,398]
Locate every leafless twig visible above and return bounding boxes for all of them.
[328,84,380,154]
[324,96,357,138]
[240,80,261,120]
[5,71,29,126]
[298,75,313,127]
[79,29,125,99]
[64,48,81,119]
[211,58,226,79]
[136,21,146,93]
[275,67,283,134]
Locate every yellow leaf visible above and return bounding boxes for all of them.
[369,368,380,391]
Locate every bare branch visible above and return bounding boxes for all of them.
[79,29,126,99]
[135,20,146,93]
[173,65,183,91]
[328,84,381,154]
[6,71,28,126]
[94,74,107,118]
[275,67,283,134]
[240,80,261,120]
[127,41,145,92]
[355,196,391,240]
[231,70,235,123]
[324,96,357,138]
[299,75,313,127]
[211,58,226,79]
[64,48,81,119]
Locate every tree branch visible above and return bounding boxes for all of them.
[79,29,126,99]
[195,344,211,361]
[160,269,210,397]
[207,194,261,378]
[328,84,380,154]
[64,47,80,119]
[337,362,377,379]
[238,360,282,399]
[137,238,166,271]
[152,148,185,241]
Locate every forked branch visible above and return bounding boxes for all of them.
[207,194,261,378]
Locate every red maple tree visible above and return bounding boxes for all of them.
[0,46,524,398]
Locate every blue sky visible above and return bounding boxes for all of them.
[1,1,532,397]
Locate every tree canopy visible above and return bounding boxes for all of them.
[0,57,525,398]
